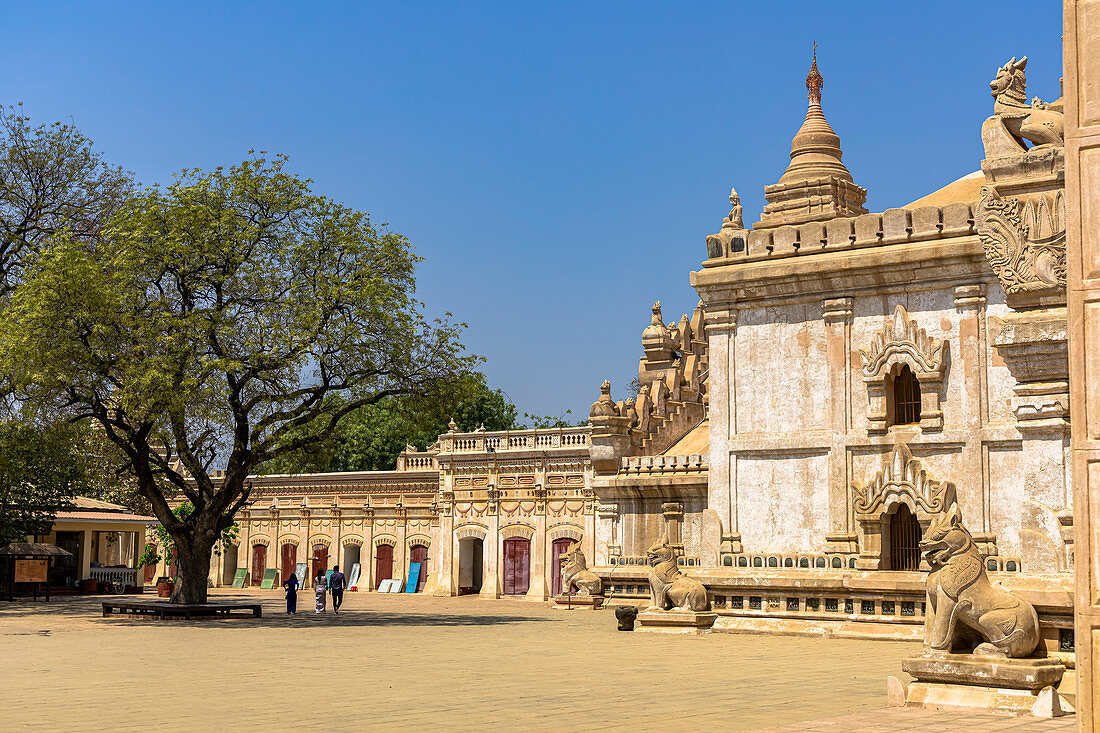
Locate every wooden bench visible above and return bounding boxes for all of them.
[102,600,262,619]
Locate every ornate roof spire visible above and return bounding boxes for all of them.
[806,41,823,103]
[753,45,868,229]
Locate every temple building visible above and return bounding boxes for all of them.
[154,49,1073,676]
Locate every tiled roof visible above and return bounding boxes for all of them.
[53,510,158,523]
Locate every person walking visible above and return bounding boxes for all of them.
[314,569,327,614]
[329,564,346,614]
[282,571,300,614]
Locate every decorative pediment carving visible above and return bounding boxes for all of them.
[860,306,947,433]
[977,185,1066,294]
[860,305,945,379]
[853,442,957,519]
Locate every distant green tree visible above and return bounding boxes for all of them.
[262,373,518,473]
[518,409,578,429]
[0,422,84,545]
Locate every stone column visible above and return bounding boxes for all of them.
[329,504,342,571]
[481,491,501,599]
[704,306,741,553]
[955,284,995,547]
[1067,3,1100,725]
[239,510,251,585]
[431,491,455,596]
[823,297,857,554]
[527,483,549,601]
[363,507,375,591]
[395,505,408,588]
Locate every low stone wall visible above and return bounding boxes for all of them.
[592,566,1075,660]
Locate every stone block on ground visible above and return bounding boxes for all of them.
[635,609,717,634]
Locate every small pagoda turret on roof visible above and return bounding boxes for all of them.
[754,44,868,229]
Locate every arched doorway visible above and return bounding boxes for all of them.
[502,537,530,596]
[342,544,361,586]
[221,544,239,586]
[458,537,483,595]
[409,544,428,592]
[375,544,393,589]
[311,544,329,581]
[889,505,922,571]
[280,543,297,582]
[550,538,574,596]
[250,545,266,586]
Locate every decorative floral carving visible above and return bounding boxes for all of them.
[977,185,1066,294]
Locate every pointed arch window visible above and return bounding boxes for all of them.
[889,365,921,427]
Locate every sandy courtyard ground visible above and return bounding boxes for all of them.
[0,588,1076,731]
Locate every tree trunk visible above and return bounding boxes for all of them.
[171,537,213,604]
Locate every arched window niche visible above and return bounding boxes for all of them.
[852,442,961,571]
[860,305,947,434]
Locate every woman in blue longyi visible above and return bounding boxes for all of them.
[282,571,299,614]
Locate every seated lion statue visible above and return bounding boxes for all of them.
[559,542,602,596]
[645,534,709,612]
[920,502,1040,658]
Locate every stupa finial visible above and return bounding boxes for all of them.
[806,41,823,103]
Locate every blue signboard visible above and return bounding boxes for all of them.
[405,562,421,593]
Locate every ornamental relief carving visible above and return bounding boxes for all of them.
[853,442,956,518]
[859,305,945,380]
[976,185,1066,294]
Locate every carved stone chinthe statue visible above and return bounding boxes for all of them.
[644,534,709,612]
[893,502,1065,716]
[983,56,1064,156]
[920,502,1040,658]
[559,542,602,596]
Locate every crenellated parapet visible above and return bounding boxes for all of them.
[703,202,978,264]
[588,300,709,474]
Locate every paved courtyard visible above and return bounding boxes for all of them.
[0,589,1077,731]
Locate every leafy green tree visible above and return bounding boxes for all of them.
[261,373,518,473]
[0,155,475,603]
[0,105,133,298]
[0,422,84,545]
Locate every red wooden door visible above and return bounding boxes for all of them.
[311,544,328,580]
[375,545,393,589]
[281,543,297,582]
[502,538,530,595]
[551,538,573,596]
[409,545,428,592]
[251,545,266,586]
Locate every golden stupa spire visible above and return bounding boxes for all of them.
[753,43,868,229]
[806,41,823,103]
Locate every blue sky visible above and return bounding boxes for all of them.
[0,2,1063,419]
